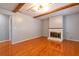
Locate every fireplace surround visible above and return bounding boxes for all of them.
[48,28,63,42]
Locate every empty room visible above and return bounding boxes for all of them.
[0,3,79,56]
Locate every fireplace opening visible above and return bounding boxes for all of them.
[50,32,61,38]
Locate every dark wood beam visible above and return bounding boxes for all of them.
[34,3,79,18]
[13,3,25,12]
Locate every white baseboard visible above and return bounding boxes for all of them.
[66,39,79,42]
[12,35,42,44]
[0,40,10,43]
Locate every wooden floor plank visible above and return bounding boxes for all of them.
[0,37,79,56]
[12,37,79,56]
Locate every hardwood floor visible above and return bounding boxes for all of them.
[0,41,11,56]
[12,37,79,56]
[0,37,79,56]
[63,40,79,56]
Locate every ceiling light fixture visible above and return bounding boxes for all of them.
[32,3,52,12]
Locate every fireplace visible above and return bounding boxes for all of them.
[48,15,63,41]
[48,29,63,42]
[50,32,61,38]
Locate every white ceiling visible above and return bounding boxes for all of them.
[0,3,79,19]
[36,5,79,20]
[19,3,70,17]
[0,3,18,11]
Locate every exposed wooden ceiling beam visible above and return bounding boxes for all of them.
[34,3,79,18]
[13,3,25,12]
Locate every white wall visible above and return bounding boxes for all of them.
[12,12,42,44]
[49,15,63,28]
[64,13,79,41]
[42,18,49,37]
[0,13,9,42]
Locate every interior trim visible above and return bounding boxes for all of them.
[12,35,42,44]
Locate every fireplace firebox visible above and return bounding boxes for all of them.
[50,32,61,38]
